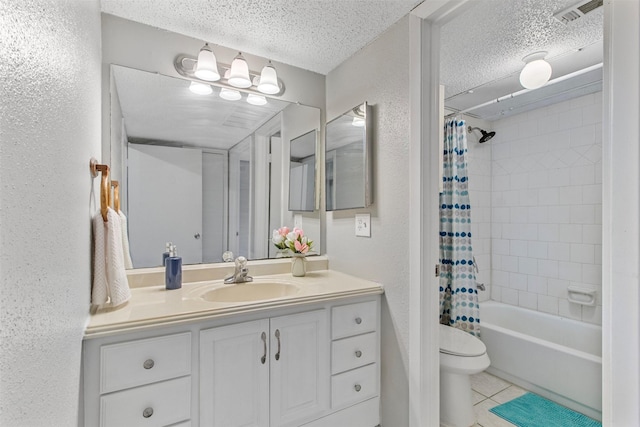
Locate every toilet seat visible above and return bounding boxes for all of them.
[439,324,486,357]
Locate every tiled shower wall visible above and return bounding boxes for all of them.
[489,92,603,324]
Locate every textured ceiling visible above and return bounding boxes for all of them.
[441,0,603,119]
[101,0,423,74]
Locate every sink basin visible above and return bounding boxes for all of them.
[201,282,300,303]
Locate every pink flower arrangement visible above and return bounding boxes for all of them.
[272,226,313,254]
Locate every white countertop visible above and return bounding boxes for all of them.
[85,269,383,338]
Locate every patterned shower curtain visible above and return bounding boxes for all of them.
[439,117,480,336]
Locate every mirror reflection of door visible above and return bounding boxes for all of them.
[289,129,317,212]
[128,144,203,267]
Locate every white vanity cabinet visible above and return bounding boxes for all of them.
[83,294,380,427]
[200,310,329,427]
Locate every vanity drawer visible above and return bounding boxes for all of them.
[331,363,378,409]
[100,376,191,427]
[331,332,377,374]
[100,332,191,394]
[331,301,378,339]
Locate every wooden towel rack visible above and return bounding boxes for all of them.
[90,158,110,222]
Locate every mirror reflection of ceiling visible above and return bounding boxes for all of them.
[101,0,423,74]
[441,0,603,121]
[113,65,290,149]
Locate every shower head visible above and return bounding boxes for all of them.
[467,126,496,143]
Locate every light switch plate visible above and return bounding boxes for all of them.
[355,214,371,237]
[294,214,303,230]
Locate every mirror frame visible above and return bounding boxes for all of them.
[325,101,373,211]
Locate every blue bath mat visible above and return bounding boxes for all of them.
[489,393,601,427]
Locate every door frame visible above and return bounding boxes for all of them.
[407,1,640,426]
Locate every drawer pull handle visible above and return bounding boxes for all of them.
[261,332,267,364]
[355,317,362,325]
[143,407,154,418]
[354,384,362,392]
[355,350,362,358]
[143,359,155,370]
[275,329,281,361]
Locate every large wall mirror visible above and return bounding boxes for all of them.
[108,65,320,268]
[289,129,318,212]
[325,102,373,211]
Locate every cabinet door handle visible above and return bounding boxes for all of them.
[355,350,362,358]
[355,317,362,325]
[142,407,154,418]
[143,359,155,369]
[275,329,281,361]
[354,384,362,392]
[261,332,267,364]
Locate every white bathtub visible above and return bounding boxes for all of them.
[480,301,602,421]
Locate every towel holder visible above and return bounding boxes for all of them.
[111,180,120,212]
[90,158,110,222]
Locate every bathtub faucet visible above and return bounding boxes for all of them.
[477,283,486,291]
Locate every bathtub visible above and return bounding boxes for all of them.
[480,301,602,421]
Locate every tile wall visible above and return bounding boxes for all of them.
[489,92,603,324]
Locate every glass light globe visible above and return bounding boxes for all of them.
[247,93,267,106]
[227,53,252,88]
[219,88,241,101]
[189,81,213,95]
[257,62,280,94]
[194,43,220,82]
[519,53,552,90]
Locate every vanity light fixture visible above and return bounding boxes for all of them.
[228,53,252,88]
[219,87,242,101]
[174,47,284,97]
[519,51,552,90]
[351,104,366,127]
[247,93,267,106]
[194,43,220,82]
[189,81,213,95]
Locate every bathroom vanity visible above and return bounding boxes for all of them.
[82,268,383,427]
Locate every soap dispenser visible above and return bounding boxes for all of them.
[162,242,172,266]
[165,244,182,290]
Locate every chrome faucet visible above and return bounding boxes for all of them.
[224,256,253,284]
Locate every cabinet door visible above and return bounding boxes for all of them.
[200,319,270,427]
[270,310,329,427]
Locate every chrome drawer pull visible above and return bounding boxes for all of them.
[261,332,267,364]
[143,359,155,370]
[354,384,362,392]
[142,407,154,418]
[355,317,362,325]
[355,350,362,358]
[275,329,281,361]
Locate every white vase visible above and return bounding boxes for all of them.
[291,254,307,277]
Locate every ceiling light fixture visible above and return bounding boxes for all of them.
[189,81,213,95]
[175,46,284,98]
[228,53,252,88]
[519,51,552,90]
[194,43,220,82]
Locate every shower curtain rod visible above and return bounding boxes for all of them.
[446,63,603,118]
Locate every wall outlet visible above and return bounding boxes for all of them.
[294,214,303,230]
[355,213,371,237]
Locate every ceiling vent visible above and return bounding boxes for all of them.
[553,0,603,24]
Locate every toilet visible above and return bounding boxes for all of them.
[439,324,491,427]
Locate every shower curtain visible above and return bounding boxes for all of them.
[439,117,480,336]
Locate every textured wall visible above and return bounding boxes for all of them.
[0,0,101,424]
[489,93,603,324]
[326,16,411,426]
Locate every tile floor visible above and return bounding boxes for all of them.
[470,371,526,427]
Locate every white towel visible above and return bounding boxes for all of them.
[92,207,131,307]
[118,210,134,269]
